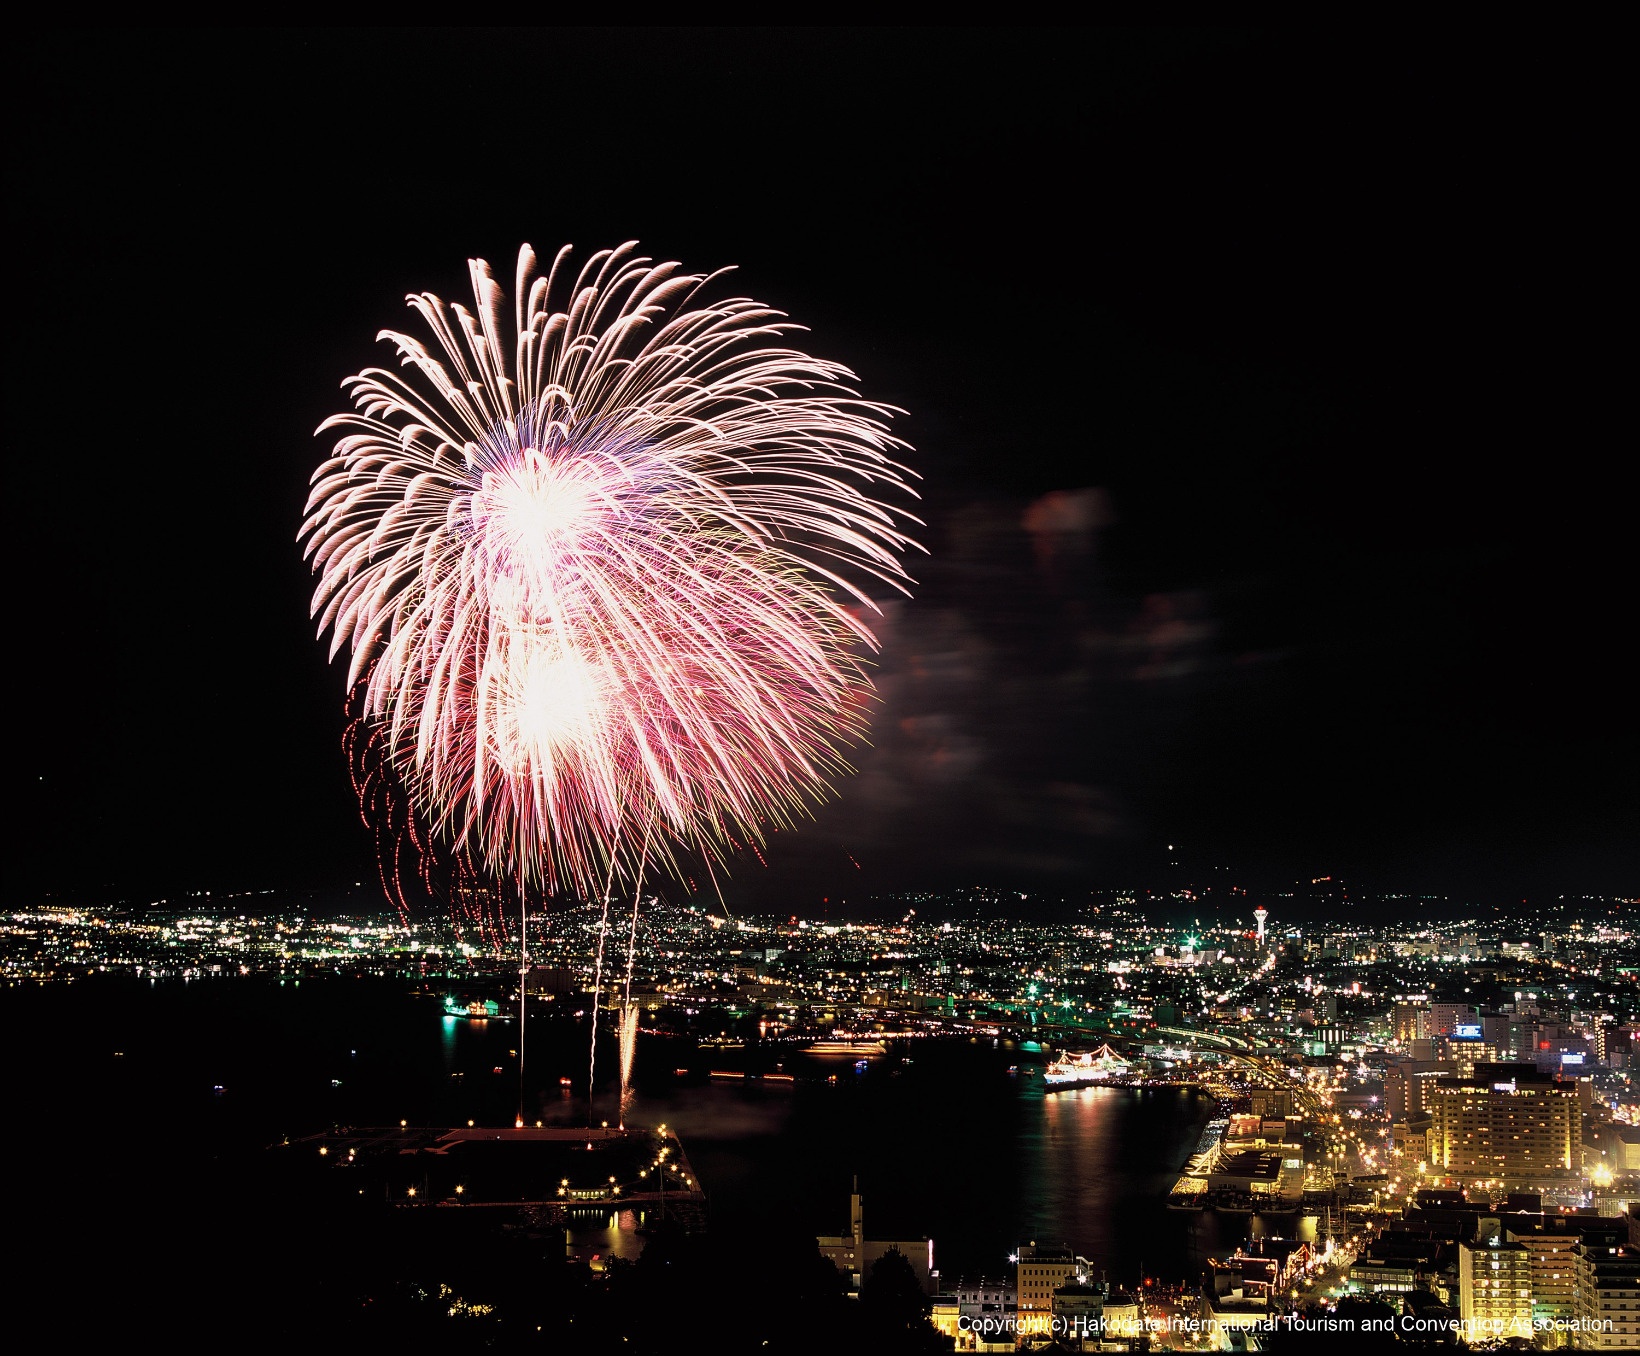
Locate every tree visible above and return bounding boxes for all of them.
[859,1249,947,1352]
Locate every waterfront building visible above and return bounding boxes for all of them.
[950,1274,1017,1349]
[1223,1113,1301,1153]
[1237,1237,1311,1291]
[816,1183,936,1292]
[1101,1289,1141,1343]
[1204,1255,1274,1346]
[953,1275,1015,1323]
[956,1326,1014,1355]
[1015,1243,1087,1337]
[1426,1065,1580,1187]
[1207,1145,1304,1207]
[1457,1238,1531,1339]
[1573,1242,1640,1350]
[1050,1282,1104,1352]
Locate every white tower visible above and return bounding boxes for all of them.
[1254,907,1268,945]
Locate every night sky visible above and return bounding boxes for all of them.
[11,28,1632,908]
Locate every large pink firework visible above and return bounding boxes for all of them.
[301,243,918,902]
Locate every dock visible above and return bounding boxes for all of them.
[273,1122,709,1230]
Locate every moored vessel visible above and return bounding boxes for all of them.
[443,994,506,1019]
[1043,1043,1130,1089]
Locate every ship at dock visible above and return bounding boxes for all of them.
[1042,1043,1131,1090]
[443,994,507,1019]
[805,1037,889,1057]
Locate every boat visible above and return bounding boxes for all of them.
[806,1037,889,1056]
[1043,1043,1131,1090]
[443,994,504,1019]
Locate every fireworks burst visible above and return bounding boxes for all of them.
[302,244,917,1124]
[302,243,919,903]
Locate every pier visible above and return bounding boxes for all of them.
[274,1122,708,1227]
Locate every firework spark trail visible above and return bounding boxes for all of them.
[586,859,617,1120]
[302,243,918,1124]
[517,884,527,1127]
[620,887,643,1023]
[616,836,649,1125]
[618,1003,639,1130]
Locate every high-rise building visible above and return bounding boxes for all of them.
[1574,1242,1640,1350]
[1249,1088,1293,1121]
[1439,1034,1502,1078]
[1391,1117,1431,1164]
[1426,1066,1580,1187]
[1395,1002,1433,1045]
[1458,1239,1532,1338]
[1503,1216,1626,1328]
[1387,1060,1458,1125]
[1588,1022,1609,1064]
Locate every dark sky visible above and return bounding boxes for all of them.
[10,28,1633,908]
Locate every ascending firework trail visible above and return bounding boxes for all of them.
[302,243,919,1124]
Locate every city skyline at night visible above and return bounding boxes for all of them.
[11,28,1634,1347]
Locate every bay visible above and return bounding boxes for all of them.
[13,975,1286,1292]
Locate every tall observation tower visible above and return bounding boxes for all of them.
[1253,907,1269,945]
